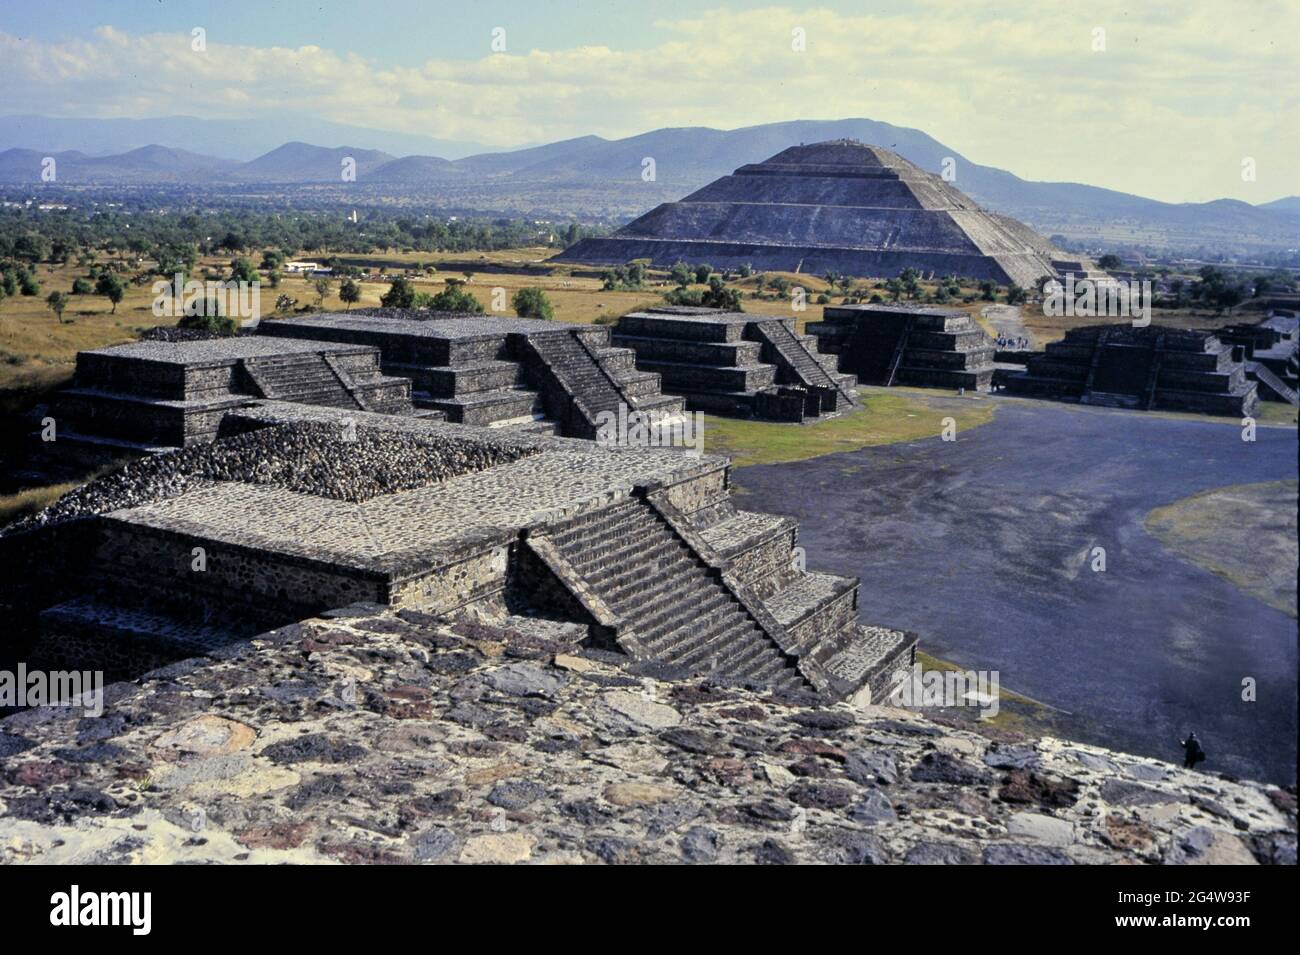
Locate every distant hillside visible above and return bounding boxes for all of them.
[0,144,238,183]
[0,114,494,161]
[1,117,1296,252]
[238,142,396,182]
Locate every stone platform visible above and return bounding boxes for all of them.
[12,408,912,702]
[807,304,996,391]
[612,306,859,421]
[49,336,414,457]
[1001,324,1260,417]
[258,311,685,439]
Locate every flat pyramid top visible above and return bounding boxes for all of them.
[754,139,920,174]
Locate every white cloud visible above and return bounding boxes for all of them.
[0,2,1295,202]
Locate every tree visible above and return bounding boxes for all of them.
[701,275,743,311]
[178,311,235,336]
[95,273,126,313]
[429,286,484,313]
[71,277,93,295]
[693,263,713,284]
[379,276,415,308]
[979,280,997,301]
[1005,284,1026,304]
[339,278,361,310]
[274,294,298,313]
[670,261,693,288]
[899,268,921,299]
[45,290,69,324]
[230,257,260,285]
[19,270,41,296]
[312,276,333,309]
[1097,253,1123,270]
[512,287,553,320]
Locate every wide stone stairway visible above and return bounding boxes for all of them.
[533,497,808,690]
[242,352,362,409]
[751,318,860,413]
[522,330,684,439]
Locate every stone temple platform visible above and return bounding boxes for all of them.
[1002,324,1260,416]
[807,304,996,392]
[10,408,914,703]
[1216,315,1299,405]
[50,336,413,460]
[612,306,859,421]
[258,310,685,439]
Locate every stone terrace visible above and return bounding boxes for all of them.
[612,306,859,421]
[19,409,911,702]
[807,304,997,392]
[50,335,413,460]
[258,311,685,439]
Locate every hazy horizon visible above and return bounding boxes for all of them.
[1,0,1296,204]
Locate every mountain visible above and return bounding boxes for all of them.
[1259,196,1300,216]
[0,145,238,183]
[1,117,1296,252]
[367,154,460,183]
[238,142,395,181]
[0,114,495,161]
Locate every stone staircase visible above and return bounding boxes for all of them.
[523,329,685,439]
[751,319,860,412]
[532,497,808,690]
[1247,361,1300,406]
[243,353,362,409]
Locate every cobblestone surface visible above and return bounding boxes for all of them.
[0,611,1291,865]
[4,421,542,536]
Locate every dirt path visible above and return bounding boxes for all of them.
[980,304,1035,348]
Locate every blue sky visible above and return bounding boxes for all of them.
[1,1,1296,203]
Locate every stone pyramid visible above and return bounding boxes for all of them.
[556,139,1062,287]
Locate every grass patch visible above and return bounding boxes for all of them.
[1145,479,1298,617]
[700,388,996,467]
[0,481,82,527]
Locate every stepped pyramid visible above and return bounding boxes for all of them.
[556,139,1063,287]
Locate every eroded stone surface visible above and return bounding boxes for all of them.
[1,612,1292,865]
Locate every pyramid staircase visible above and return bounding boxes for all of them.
[612,307,854,422]
[243,352,364,409]
[522,489,915,699]
[521,330,685,439]
[751,319,860,413]
[527,497,807,690]
[1247,362,1299,406]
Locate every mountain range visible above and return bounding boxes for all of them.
[1,117,1296,253]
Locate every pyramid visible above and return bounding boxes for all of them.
[556,140,1062,287]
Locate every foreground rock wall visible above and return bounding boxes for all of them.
[1,609,1292,865]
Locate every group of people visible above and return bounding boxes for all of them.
[995,334,1030,350]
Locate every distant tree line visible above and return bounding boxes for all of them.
[0,207,607,265]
